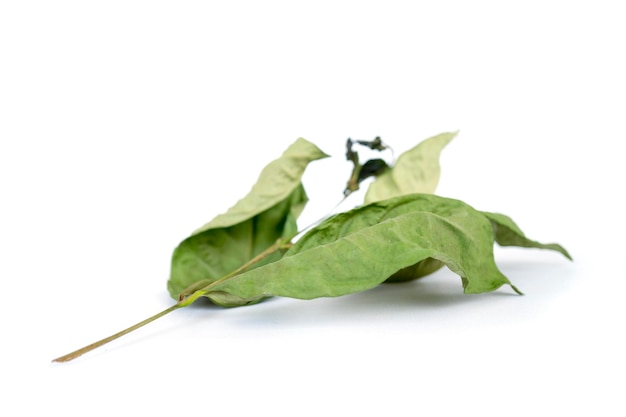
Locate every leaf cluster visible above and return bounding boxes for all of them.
[53,131,572,362]
[169,133,570,307]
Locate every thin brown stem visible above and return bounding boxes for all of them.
[219,239,286,281]
[52,241,288,363]
[52,304,181,363]
[53,199,346,362]
[52,241,289,363]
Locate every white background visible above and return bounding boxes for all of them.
[1,1,624,416]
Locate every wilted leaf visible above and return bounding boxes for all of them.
[383,210,572,284]
[365,131,457,203]
[482,211,572,259]
[167,138,328,302]
[192,138,329,233]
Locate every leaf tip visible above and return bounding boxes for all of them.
[546,243,573,261]
[561,248,574,261]
[511,284,524,295]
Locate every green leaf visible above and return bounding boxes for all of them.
[200,194,521,305]
[364,131,457,203]
[192,138,329,233]
[383,211,573,284]
[167,138,329,302]
[481,211,573,260]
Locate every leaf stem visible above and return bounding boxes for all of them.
[54,197,350,362]
[52,304,181,363]
[53,239,293,362]
[221,239,289,281]
[297,195,349,236]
